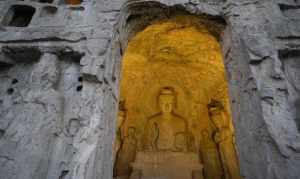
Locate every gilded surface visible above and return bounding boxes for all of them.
[114,16,240,179]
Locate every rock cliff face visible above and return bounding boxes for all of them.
[0,0,299,179]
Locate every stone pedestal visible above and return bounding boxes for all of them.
[130,152,203,179]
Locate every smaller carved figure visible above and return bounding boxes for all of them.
[115,127,138,178]
[66,118,81,137]
[200,130,223,179]
[113,110,126,164]
[208,100,240,179]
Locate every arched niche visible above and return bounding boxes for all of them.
[110,2,241,179]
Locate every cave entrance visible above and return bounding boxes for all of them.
[113,16,241,179]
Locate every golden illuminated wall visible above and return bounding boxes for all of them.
[114,16,240,179]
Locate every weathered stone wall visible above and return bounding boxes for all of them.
[0,0,299,179]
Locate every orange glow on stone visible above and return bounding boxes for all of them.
[114,16,241,179]
[65,0,81,5]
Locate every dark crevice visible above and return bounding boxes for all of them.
[279,4,300,11]
[7,88,14,95]
[277,36,300,40]
[12,78,18,84]
[58,51,84,63]
[249,59,263,65]
[0,62,13,70]
[59,170,69,179]
[0,37,87,44]
[69,6,85,11]
[100,64,105,69]
[112,76,116,82]
[76,85,83,92]
[279,50,300,59]
[39,0,54,3]
[2,46,42,63]
[295,99,300,133]
[0,129,4,139]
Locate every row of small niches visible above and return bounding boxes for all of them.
[13,0,82,5]
[1,0,83,27]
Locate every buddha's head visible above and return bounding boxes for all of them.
[208,100,223,115]
[158,87,176,114]
[207,100,224,129]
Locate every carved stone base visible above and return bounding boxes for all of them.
[130,151,203,179]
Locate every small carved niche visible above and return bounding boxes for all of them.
[0,62,13,71]
[40,6,58,17]
[2,46,42,63]
[66,118,80,136]
[2,5,36,27]
[64,0,82,5]
[0,129,4,139]
[39,0,54,3]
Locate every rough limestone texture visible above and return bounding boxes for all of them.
[0,0,299,179]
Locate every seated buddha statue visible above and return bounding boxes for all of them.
[143,87,189,152]
[130,87,203,179]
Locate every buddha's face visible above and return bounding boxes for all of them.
[159,94,174,113]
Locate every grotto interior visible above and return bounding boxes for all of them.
[113,16,241,179]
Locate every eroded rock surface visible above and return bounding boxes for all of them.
[0,0,299,179]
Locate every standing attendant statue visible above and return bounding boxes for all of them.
[113,110,126,164]
[200,129,223,179]
[115,126,138,178]
[208,100,240,179]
